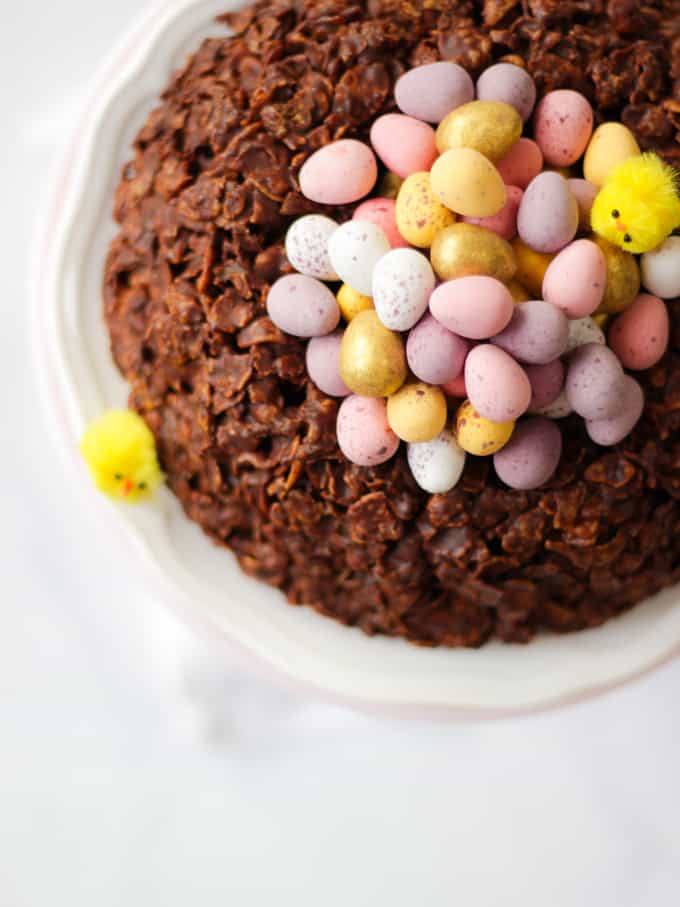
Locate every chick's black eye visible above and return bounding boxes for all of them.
[115,473,123,481]
[624,234,632,244]
[611,209,620,219]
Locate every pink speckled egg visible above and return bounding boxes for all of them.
[492,300,569,365]
[495,138,543,189]
[493,417,562,490]
[285,214,338,280]
[465,344,531,422]
[267,274,340,338]
[299,139,378,205]
[533,90,593,166]
[462,185,523,240]
[406,314,470,385]
[395,62,475,123]
[353,198,409,249]
[336,395,400,466]
[476,63,537,122]
[430,276,514,340]
[542,239,606,318]
[441,373,467,398]
[525,359,565,412]
[517,172,578,253]
[306,331,350,397]
[608,293,670,371]
[565,343,626,420]
[370,114,438,179]
[586,376,644,446]
[567,178,598,232]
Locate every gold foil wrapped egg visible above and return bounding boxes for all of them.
[592,313,610,330]
[592,235,641,314]
[435,100,522,161]
[337,283,374,322]
[377,171,404,199]
[431,223,516,283]
[506,280,531,303]
[510,238,555,299]
[455,400,514,456]
[339,310,407,397]
[386,383,447,443]
[430,148,507,218]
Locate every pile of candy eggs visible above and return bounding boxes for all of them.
[266,59,677,496]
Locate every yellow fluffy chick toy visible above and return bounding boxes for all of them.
[591,153,680,254]
[80,410,162,503]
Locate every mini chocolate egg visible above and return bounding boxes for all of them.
[436,100,522,160]
[583,122,640,188]
[328,220,391,296]
[396,62,474,123]
[465,344,532,422]
[430,276,514,339]
[336,395,400,466]
[306,331,351,397]
[442,374,467,398]
[462,185,523,240]
[517,172,579,253]
[534,388,573,419]
[372,248,436,331]
[371,114,438,179]
[430,148,507,218]
[565,342,626,420]
[533,90,594,166]
[585,376,644,446]
[493,417,562,490]
[608,293,670,370]
[525,359,565,412]
[406,314,470,385]
[387,382,447,443]
[339,310,407,397]
[353,198,409,249]
[506,280,531,303]
[565,316,606,353]
[456,400,514,456]
[476,63,537,123]
[407,428,466,494]
[567,178,598,232]
[395,172,456,248]
[641,236,680,300]
[267,274,340,338]
[511,238,554,298]
[542,239,606,318]
[285,214,339,280]
[431,224,516,283]
[299,139,377,205]
[491,300,569,365]
[593,236,641,314]
[495,138,543,190]
[337,284,374,322]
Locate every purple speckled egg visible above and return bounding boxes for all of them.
[406,314,470,385]
[395,62,475,123]
[565,343,627,420]
[491,300,569,365]
[306,331,350,397]
[493,417,562,490]
[372,248,435,331]
[336,395,400,466]
[476,63,537,123]
[586,376,645,446]
[267,274,340,338]
[517,172,578,254]
[525,359,565,412]
[533,90,593,166]
[465,344,531,422]
[285,214,339,280]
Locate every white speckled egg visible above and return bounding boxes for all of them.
[641,236,680,300]
[285,214,339,280]
[407,428,466,494]
[534,388,573,419]
[328,220,391,296]
[372,248,436,331]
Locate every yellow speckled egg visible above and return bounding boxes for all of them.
[337,283,374,322]
[431,223,516,283]
[377,171,404,199]
[339,310,407,397]
[430,148,507,218]
[436,100,522,161]
[455,400,514,456]
[395,172,456,248]
[506,280,531,303]
[511,237,555,298]
[387,382,447,443]
[583,122,640,188]
[592,235,641,314]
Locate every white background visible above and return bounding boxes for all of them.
[2,2,680,904]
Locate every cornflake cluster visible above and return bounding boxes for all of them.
[266,60,678,494]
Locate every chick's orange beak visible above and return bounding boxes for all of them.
[121,478,134,496]
[615,220,628,233]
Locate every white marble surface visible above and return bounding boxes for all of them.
[1,2,680,904]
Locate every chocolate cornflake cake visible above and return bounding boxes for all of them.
[104,0,680,647]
